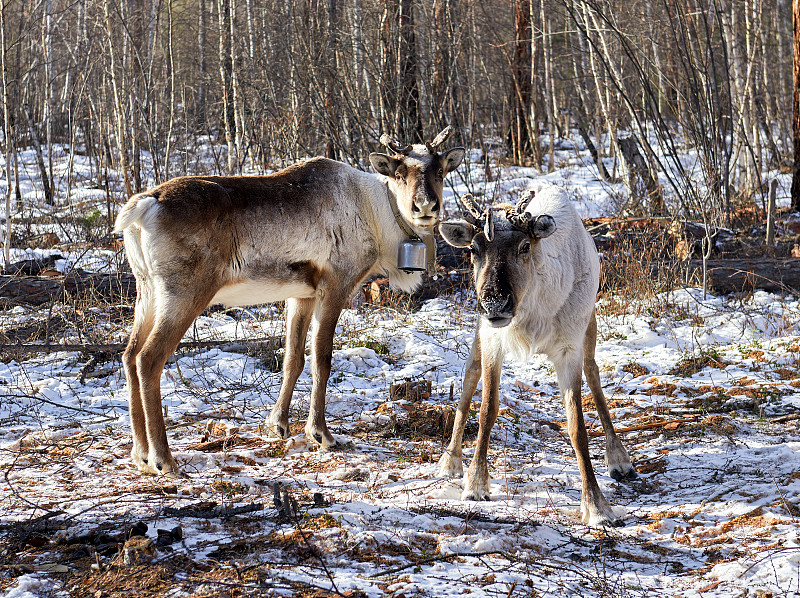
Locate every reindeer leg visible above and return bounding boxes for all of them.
[122,285,155,472]
[439,327,482,477]
[584,311,636,481]
[556,348,622,527]
[462,337,502,501]
[268,297,315,439]
[305,291,347,450]
[136,290,213,476]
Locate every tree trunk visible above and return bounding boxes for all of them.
[245,0,255,60]
[217,0,236,174]
[43,0,55,203]
[618,135,665,216]
[124,0,143,191]
[164,0,176,180]
[540,1,556,171]
[230,0,244,173]
[572,107,613,182]
[507,0,533,166]
[324,0,341,159]
[198,0,207,123]
[23,104,52,203]
[398,0,422,142]
[1,0,10,267]
[793,0,800,209]
[379,0,395,135]
[687,258,800,295]
[103,0,134,198]
[431,0,448,129]
[286,0,299,153]
[778,0,791,149]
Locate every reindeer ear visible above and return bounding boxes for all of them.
[530,214,556,239]
[442,147,465,173]
[369,153,402,177]
[439,220,477,247]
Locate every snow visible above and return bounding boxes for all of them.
[2,138,800,597]
[3,291,800,597]
[2,575,61,598]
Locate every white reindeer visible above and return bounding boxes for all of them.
[437,187,636,526]
[114,128,465,476]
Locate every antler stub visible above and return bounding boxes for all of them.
[380,133,412,156]
[425,125,454,154]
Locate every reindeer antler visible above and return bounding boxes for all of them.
[484,208,495,241]
[507,190,555,240]
[459,194,483,226]
[380,133,412,156]
[460,192,550,241]
[425,125,454,154]
[460,193,497,240]
[514,189,536,215]
[508,190,536,232]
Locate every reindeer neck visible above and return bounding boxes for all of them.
[384,183,419,239]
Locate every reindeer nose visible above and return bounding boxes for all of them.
[412,199,439,221]
[480,295,514,320]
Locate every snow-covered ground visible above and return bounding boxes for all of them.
[1,138,799,597]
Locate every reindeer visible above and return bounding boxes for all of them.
[114,128,465,476]
[437,187,636,526]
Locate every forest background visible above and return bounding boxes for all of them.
[0,0,795,249]
[2,2,800,597]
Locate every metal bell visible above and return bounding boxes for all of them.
[397,238,427,272]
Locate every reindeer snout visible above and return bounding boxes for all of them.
[412,198,440,222]
[479,294,515,327]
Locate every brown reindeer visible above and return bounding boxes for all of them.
[114,128,464,476]
[438,188,636,526]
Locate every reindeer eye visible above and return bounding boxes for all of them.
[519,241,531,256]
[437,168,444,178]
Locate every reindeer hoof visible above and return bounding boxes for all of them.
[582,500,624,527]
[134,457,181,477]
[462,470,490,501]
[305,426,343,451]
[591,514,625,528]
[139,449,180,477]
[327,439,350,451]
[131,444,149,466]
[268,419,290,440]
[437,452,463,478]
[462,488,490,501]
[609,465,638,482]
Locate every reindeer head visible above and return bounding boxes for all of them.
[369,126,465,227]
[439,191,556,327]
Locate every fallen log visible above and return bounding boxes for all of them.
[587,416,701,437]
[600,257,800,295]
[185,434,269,452]
[0,270,136,306]
[1,255,797,309]
[0,336,282,355]
[687,258,800,295]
